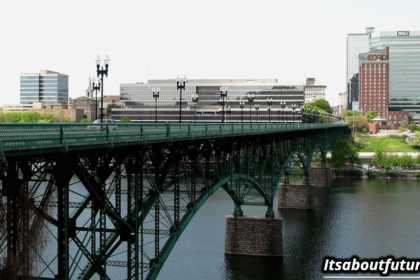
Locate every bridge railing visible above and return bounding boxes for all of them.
[0,123,347,152]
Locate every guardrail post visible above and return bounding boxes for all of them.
[60,125,64,144]
[167,122,170,137]
[106,125,109,141]
[188,125,191,137]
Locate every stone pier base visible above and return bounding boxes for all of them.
[278,183,315,209]
[225,215,283,257]
[310,167,333,187]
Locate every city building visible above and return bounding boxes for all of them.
[304,78,326,101]
[20,70,69,105]
[68,97,97,120]
[338,92,348,115]
[113,79,305,123]
[359,47,409,126]
[348,74,359,111]
[3,102,44,112]
[347,27,373,109]
[28,104,84,122]
[369,30,420,117]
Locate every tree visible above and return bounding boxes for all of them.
[401,153,414,167]
[311,98,333,113]
[80,118,92,123]
[345,115,368,132]
[119,117,131,123]
[106,104,122,118]
[365,111,378,122]
[408,123,418,133]
[399,119,408,129]
[344,110,361,118]
[331,139,359,170]
[53,112,71,123]
[409,131,420,147]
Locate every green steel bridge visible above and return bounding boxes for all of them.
[0,122,347,280]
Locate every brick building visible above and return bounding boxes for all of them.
[359,48,389,118]
[359,47,410,126]
[28,104,84,122]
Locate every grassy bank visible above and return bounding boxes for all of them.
[357,135,420,153]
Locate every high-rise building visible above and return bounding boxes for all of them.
[369,31,420,116]
[304,78,326,101]
[346,27,373,109]
[359,47,409,124]
[348,74,359,111]
[20,70,68,104]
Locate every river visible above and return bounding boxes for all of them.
[158,178,420,279]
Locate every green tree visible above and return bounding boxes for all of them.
[345,115,369,132]
[331,139,359,170]
[365,111,378,122]
[372,148,385,166]
[344,110,361,118]
[53,112,71,123]
[119,117,131,123]
[80,118,92,123]
[409,131,420,147]
[389,154,401,167]
[106,104,122,118]
[311,98,333,113]
[401,153,414,167]
[408,123,418,133]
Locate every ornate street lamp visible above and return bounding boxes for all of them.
[239,101,245,123]
[192,92,198,123]
[152,87,160,123]
[280,101,286,123]
[255,104,260,123]
[176,75,187,123]
[247,93,255,123]
[95,55,110,123]
[267,98,273,123]
[92,76,100,120]
[300,107,304,123]
[291,104,297,124]
[313,109,318,123]
[220,86,228,123]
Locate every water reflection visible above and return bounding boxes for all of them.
[151,178,420,279]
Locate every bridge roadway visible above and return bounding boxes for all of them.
[0,122,347,280]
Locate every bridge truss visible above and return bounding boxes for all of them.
[0,123,346,279]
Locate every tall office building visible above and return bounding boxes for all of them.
[370,31,420,116]
[346,27,373,109]
[20,70,68,104]
[348,74,359,111]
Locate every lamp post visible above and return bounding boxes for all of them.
[95,55,110,123]
[300,107,304,123]
[291,104,297,124]
[192,92,198,123]
[313,109,318,123]
[152,87,160,123]
[220,86,228,124]
[247,93,255,123]
[176,75,187,123]
[92,76,100,120]
[240,102,245,123]
[280,101,286,123]
[255,104,260,123]
[267,98,273,123]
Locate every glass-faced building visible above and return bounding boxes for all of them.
[347,28,373,109]
[20,70,69,104]
[114,79,305,123]
[370,31,420,115]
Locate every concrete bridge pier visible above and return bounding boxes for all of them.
[225,215,283,257]
[278,183,315,209]
[309,167,333,187]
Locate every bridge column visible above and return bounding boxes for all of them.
[225,215,283,257]
[309,167,333,187]
[278,182,315,209]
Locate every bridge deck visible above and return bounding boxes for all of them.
[0,123,347,156]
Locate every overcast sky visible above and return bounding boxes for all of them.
[1,0,419,107]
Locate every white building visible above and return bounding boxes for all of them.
[304,78,326,101]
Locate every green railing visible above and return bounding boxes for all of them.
[0,123,347,153]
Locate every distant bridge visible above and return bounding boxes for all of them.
[0,122,347,280]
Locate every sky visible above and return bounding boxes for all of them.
[1,0,420,107]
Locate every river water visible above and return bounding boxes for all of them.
[158,178,420,280]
